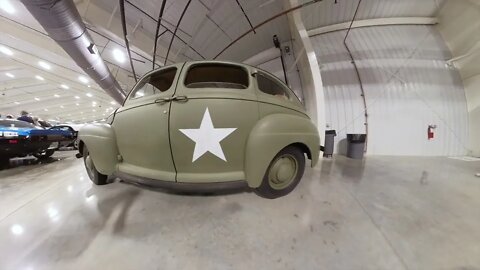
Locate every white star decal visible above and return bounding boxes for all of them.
[179,108,237,162]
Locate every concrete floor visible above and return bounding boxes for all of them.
[0,152,479,270]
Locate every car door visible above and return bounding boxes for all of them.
[169,62,259,183]
[113,64,184,181]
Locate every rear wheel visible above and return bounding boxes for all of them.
[255,146,305,199]
[83,146,108,185]
[33,149,55,159]
[0,157,10,169]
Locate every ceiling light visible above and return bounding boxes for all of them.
[38,61,51,70]
[78,76,89,84]
[75,103,80,106]
[10,224,23,236]
[5,72,14,78]
[0,0,15,14]
[74,96,80,99]
[0,45,13,56]
[54,94,60,98]
[34,97,40,101]
[60,84,69,89]
[112,48,126,63]
[14,101,20,105]
[35,75,44,81]
[86,93,93,98]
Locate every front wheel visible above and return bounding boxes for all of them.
[83,146,108,185]
[255,146,306,199]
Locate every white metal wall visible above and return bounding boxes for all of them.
[311,25,468,156]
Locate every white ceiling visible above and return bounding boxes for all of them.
[0,0,446,124]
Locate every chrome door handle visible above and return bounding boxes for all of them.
[154,97,173,104]
[155,95,188,104]
[172,95,188,102]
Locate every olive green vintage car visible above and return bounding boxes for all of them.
[78,61,319,198]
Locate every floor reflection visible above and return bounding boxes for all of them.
[0,150,75,170]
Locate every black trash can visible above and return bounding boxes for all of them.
[346,134,366,159]
[323,130,337,158]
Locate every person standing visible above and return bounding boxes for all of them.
[17,110,34,124]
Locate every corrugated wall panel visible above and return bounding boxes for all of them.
[312,25,468,156]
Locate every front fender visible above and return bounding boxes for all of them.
[245,114,320,188]
[79,124,118,175]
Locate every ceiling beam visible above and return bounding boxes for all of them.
[307,17,438,37]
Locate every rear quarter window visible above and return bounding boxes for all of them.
[184,64,249,90]
[256,72,292,101]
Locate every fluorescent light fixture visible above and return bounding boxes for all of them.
[112,48,126,63]
[35,75,44,81]
[60,84,69,89]
[0,46,13,56]
[54,94,60,98]
[86,93,93,98]
[74,96,80,99]
[34,97,40,101]
[5,72,14,78]
[78,75,89,84]
[38,61,51,70]
[0,0,15,14]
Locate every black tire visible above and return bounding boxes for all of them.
[33,149,55,159]
[83,146,108,185]
[0,157,10,170]
[255,146,306,199]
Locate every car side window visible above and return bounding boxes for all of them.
[130,68,177,99]
[256,73,291,101]
[184,64,249,89]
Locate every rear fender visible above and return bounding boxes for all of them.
[244,114,320,188]
[78,124,118,175]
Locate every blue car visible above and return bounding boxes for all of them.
[0,119,75,166]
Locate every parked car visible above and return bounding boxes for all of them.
[50,125,79,149]
[78,61,320,198]
[0,119,75,166]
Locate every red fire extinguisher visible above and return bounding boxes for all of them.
[428,124,436,140]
